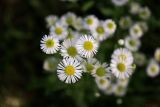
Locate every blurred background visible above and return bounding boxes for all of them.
[0,0,160,107]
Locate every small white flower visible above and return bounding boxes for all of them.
[73,17,83,31]
[124,36,141,52]
[83,15,99,30]
[57,57,83,84]
[111,48,134,79]
[147,60,160,78]
[130,24,143,39]
[104,19,116,35]
[137,21,148,32]
[83,58,98,73]
[118,39,124,46]
[76,35,98,58]
[113,84,127,96]
[117,78,129,87]
[60,39,82,60]
[119,16,132,29]
[133,52,146,66]
[129,2,141,14]
[40,35,60,54]
[50,22,67,40]
[111,48,134,65]
[92,62,110,78]
[60,12,76,26]
[154,48,160,62]
[45,15,58,28]
[92,21,109,41]
[112,0,129,6]
[139,7,151,20]
[95,77,110,90]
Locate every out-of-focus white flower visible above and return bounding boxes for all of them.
[73,17,83,31]
[50,22,68,40]
[83,15,99,30]
[130,23,143,39]
[154,48,160,62]
[40,35,60,54]
[129,2,141,14]
[137,21,148,32]
[112,0,129,6]
[57,57,83,84]
[124,36,141,52]
[45,15,58,28]
[103,19,116,35]
[133,52,146,66]
[118,39,124,46]
[83,58,98,73]
[119,16,132,29]
[147,59,160,78]
[139,7,151,20]
[95,77,110,90]
[76,35,98,58]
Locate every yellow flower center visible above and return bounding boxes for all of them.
[85,63,94,73]
[96,26,105,34]
[45,39,55,48]
[107,22,114,29]
[67,46,78,57]
[117,63,126,72]
[83,41,93,51]
[65,65,75,75]
[55,27,63,35]
[150,65,157,73]
[129,40,136,46]
[96,67,106,77]
[134,28,139,34]
[66,17,73,25]
[99,79,106,85]
[86,18,93,25]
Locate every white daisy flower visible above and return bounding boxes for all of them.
[154,48,160,62]
[111,48,134,79]
[45,15,58,28]
[83,58,98,73]
[105,84,114,95]
[137,21,148,33]
[66,30,80,41]
[57,57,83,84]
[112,0,129,6]
[133,52,146,66]
[60,39,82,60]
[40,35,60,54]
[92,21,109,41]
[129,2,141,14]
[104,19,116,35]
[50,22,67,40]
[60,12,76,26]
[73,17,83,31]
[95,77,110,90]
[83,15,99,30]
[92,62,110,78]
[76,35,98,58]
[130,23,143,39]
[111,48,134,65]
[124,36,141,52]
[113,84,127,97]
[119,16,132,29]
[147,60,160,78]
[139,7,151,20]
[117,78,129,87]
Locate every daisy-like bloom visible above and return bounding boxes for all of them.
[83,58,98,73]
[112,0,129,6]
[60,12,76,26]
[104,83,114,95]
[92,62,110,78]
[111,48,134,65]
[92,21,109,41]
[147,59,160,78]
[154,48,160,62]
[45,15,58,28]
[43,57,59,72]
[73,17,83,31]
[129,23,143,39]
[133,52,146,66]
[50,22,67,40]
[119,16,132,29]
[111,48,134,79]
[139,7,151,20]
[83,15,99,30]
[95,77,110,90]
[76,35,98,58]
[124,36,141,52]
[40,35,60,54]
[113,84,127,97]
[117,78,129,87]
[129,2,141,14]
[57,57,83,83]
[104,19,116,35]
[66,30,79,41]
[137,21,148,33]
[60,39,82,60]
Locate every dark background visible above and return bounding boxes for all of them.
[0,0,160,107]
